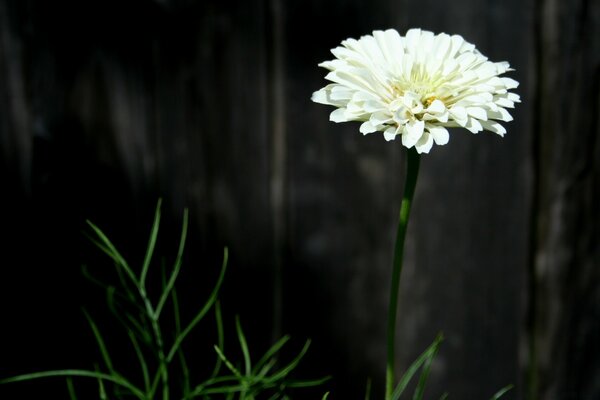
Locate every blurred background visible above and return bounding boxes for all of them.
[0,0,598,399]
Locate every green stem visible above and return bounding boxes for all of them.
[385,148,421,400]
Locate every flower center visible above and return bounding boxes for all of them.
[390,78,439,109]
[423,96,438,108]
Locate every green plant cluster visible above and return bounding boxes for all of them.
[0,201,328,400]
[0,200,514,400]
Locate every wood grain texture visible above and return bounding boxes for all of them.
[0,0,597,399]
[527,0,600,398]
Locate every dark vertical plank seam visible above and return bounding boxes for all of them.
[268,0,287,342]
[524,0,545,396]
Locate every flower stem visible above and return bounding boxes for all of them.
[385,147,421,400]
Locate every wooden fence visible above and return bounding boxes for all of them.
[0,0,598,398]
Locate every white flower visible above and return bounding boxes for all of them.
[312,28,520,153]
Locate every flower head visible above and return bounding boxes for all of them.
[312,28,520,153]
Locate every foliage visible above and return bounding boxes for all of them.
[0,200,328,399]
[370,332,513,400]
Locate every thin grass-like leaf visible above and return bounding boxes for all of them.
[122,309,153,345]
[82,265,143,318]
[200,385,247,395]
[213,345,242,378]
[94,365,108,400]
[391,333,443,400]
[255,358,277,380]
[365,377,372,400]
[86,221,138,286]
[253,335,291,374]
[322,392,330,400]
[148,364,166,399]
[155,209,189,319]
[171,288,191,396]
[266,392,281,400]
[185,375,242,398]
[235,316,252,376]
[283,376,331,388]
[140,200,162,289]
[83,310,115,375]
[167,247,228,362]
[0,370,145,400]
[126,329,150,393]
[490,384,514,400]
[113,258,140,306]
[264,340,311,383]
[106,287,150,346]
[412,332,442,400]
[210,301,225,379]
[439,393,449,400]
[66,377,77,400]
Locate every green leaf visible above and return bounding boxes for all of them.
[185,375,241,398]
[322,392,330,400]
[94,365,108,400]
[235,316,252,376]
[213,345,242,378]
[283,376,331,388]
[439,392,449,400]
[210,301,225,379]
[391,333,443,400]
[172,287,191,396]
[264,340,311,383]
[86,220,138,287]
[126,329,150,393]
[167,247,228,362]
[253,335,291,375]
[365,377,372,400]
[83,310,115,375]
[140,199,162,290]
[0,370,145,400]
[66,377,77,400]
[155,208,189,319]
[413,332,442,400]
[490,384,514,400]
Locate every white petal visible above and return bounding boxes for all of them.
[481,120,507,136]
[449,106,468,126]
[466,107,488,121]
[370,111,393,125]
[501,77,519,89]
[383,126,397,141]
[311,89,330,104]
[428,126,449,145]
[330,108,348,122]
[401,120,424,147]
[351,91,379,102]
[426,99,446,114]
[433,33,451,60]
[488,107,513,122]
[415,131,434,153]
[359,121,377,134]
[465,117,483,133]
[405,29,422,54]
[330,87,354,101]
[495,97,515,108]
[495,61,510,74]
[363,100,386,112]
[507,93,521,102]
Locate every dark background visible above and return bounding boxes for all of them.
[0,0,598,399]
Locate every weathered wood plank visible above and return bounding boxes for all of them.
[527,0,600,398]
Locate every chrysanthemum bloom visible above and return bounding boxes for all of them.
[312,28,520,153]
